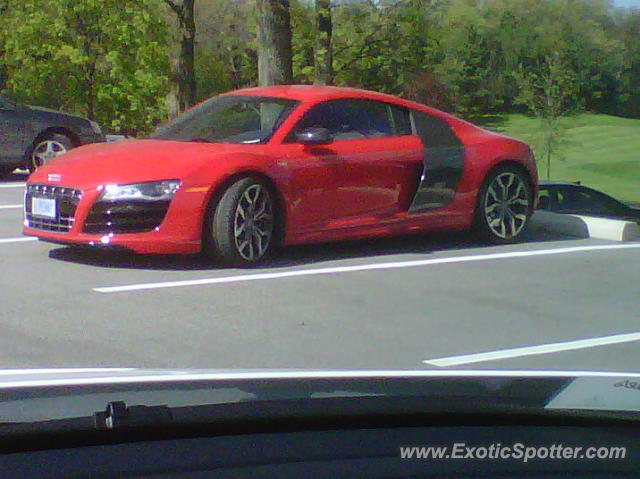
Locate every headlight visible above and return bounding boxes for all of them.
[89,120,102,135]
[101,180,181,201]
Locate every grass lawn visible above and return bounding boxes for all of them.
[486,113,640,203]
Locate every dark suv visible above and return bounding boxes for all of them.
[0,95,105,177]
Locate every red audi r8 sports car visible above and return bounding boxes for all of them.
[23,85,537,266]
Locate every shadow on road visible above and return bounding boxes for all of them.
[47,227,580,272]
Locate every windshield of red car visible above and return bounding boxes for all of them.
[150,96,298,144]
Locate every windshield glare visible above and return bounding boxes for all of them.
[151,96,298,144]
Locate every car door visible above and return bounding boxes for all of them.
[0,96,24,162]
[281,98,423,232]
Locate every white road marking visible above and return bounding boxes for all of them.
[1,369,639,389]
[0,182,26,189]
[0,368,135,376]
[0,237,37,244]
[94,243,640,294]
[424,332,640,367]
[0,204,22,209]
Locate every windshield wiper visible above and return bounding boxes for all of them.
[95,401,172,429]
[188,137,214,143]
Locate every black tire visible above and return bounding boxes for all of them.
[472,165,534,244]
[28,133,74,172]
[204,177,278,267]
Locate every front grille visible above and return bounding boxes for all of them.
[25,184,83,233]
[83,200,171,234]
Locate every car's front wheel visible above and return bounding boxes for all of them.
[204,177,277,267]
[29,133,74,172]
[473,165,533,244]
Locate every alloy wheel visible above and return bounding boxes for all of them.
[233,184,274,261]
[483,171,530,239]
[32,140,68,168]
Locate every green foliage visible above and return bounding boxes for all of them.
[434,0,504,115]
[2,0,640,137]
[332,0,439,96]
[615,9,640,118]
[195,0,257,95]
[514,54,579,179]
[290,0,315,83]
[2,0,169,134]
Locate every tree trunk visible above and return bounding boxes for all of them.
[166,56,181,119]
[85,63,96,121]
[0,0,8,91]
[0,52,6,92]
[256,0,293,86]
[182,0,196,107]
[164,0,197,118]
[313,0,332,85]
[545,119,552,181]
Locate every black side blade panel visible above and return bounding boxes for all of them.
[409,111,465,213]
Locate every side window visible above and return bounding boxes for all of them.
[289,99,395,141]
[411,110,461,147]
[589,191,625,215]
[555,189,577,211]
[389,105,412,136]
[556,188,610,214]
[538,189,552,210]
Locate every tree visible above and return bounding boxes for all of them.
[290,0,315,83]
[162,0,197,118]
[515,54,578,180]
[256,0,293,86]
[615,8,640,118]
[0,0,9,91]
[2,0,169,134]
[196,0,257,94]
[314,0,332,85]
[331,0,399,91]
[331,0,439,97]
[435,0,506,116]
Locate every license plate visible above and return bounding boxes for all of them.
[32,197,56,219]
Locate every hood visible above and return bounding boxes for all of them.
[28,139,255,188]
[26,104,81,117]
[23,104,87,124]
[1,368,638,387]
[1,368,640,423]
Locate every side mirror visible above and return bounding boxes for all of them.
[295,127,332,145]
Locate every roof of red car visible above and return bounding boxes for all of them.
[225,84,415,105]
[222,84,468,127]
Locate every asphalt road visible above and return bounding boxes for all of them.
[1,173,639,371]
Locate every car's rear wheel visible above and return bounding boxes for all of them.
[473,165,533,244]
[204,177,277,267]
[29,133,74,172]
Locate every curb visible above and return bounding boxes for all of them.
[530,210,640,242]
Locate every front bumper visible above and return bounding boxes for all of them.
[23,184,205,255]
